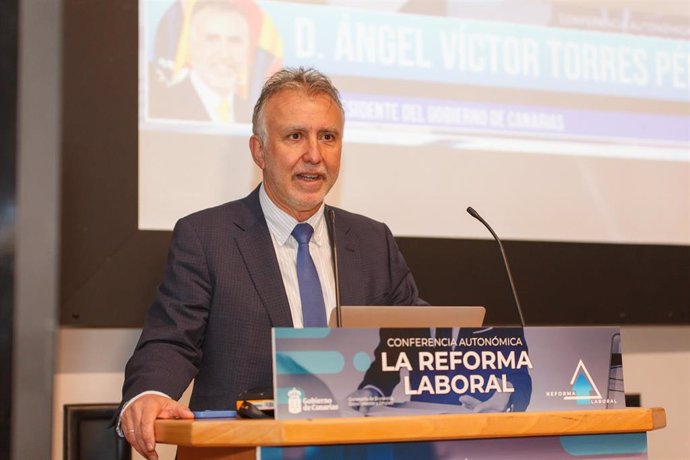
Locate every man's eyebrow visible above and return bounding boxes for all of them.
[320,126,341,134]
[281,125,341,133]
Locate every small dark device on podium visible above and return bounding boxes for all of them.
[236,387,275,419]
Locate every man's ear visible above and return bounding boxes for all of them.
[249,135,265,169]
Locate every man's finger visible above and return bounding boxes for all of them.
[459,395,480,409]
[159,401,194,420]
[122,427,138,454]
[128,426,150,460]
[132,405,157,459]
[122,408,149,458]
[140,403,163,455]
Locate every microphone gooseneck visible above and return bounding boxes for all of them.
[466,206,526,328]
[327,208,342,327]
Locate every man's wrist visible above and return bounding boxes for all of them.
[116,391,171,437]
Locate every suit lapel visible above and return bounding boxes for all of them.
[234,196,366,323]
[327,207,364,306]
[234,190,293,327]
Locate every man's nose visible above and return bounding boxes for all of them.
[303,137,322,164]
[217,41,233,58]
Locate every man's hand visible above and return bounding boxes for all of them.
[459,390,511,413]
[347,388,381,414]
[120,394,194,460]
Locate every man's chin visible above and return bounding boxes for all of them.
[295,199,324,212]
[290,195,327,217]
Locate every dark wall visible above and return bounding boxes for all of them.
[0,0,18,456]
[59,0,690,328]
[397,238,689,326]
[60,0,170,326]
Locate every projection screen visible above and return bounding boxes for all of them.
[138,0,689,246]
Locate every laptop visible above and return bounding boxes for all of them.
[328,306,486,328]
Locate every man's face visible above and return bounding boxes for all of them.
[189,8,249,96]
[249,89,343,221]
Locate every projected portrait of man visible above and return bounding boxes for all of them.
[148,0,281,124]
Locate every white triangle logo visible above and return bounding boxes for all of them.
[563,359,602,401]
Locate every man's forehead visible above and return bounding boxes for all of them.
[193,7,249,31]
[267,89,339,110]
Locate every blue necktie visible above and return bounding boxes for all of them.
[292,223,327,327]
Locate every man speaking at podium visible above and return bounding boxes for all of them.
[119,67,426,459]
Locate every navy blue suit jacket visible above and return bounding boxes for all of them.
[122,186,424,410]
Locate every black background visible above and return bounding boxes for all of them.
[0,0,18,455]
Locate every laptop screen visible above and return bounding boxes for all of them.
[328,306,485,328]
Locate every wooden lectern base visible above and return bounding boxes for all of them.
[156,407,665,460]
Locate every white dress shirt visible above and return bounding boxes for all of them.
[259,184,336,327]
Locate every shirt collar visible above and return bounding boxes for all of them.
[259,183,327,247]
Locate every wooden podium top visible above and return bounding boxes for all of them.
[155,407,665,448]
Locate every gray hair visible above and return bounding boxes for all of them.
[251,67,344,142]
[189,0,245,36]
[191,0,242,19]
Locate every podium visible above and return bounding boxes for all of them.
[155,407,665,459]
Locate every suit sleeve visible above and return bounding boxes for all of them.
[121,218,212,401]
[384,225,428,306]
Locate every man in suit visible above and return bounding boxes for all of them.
[120,67,425,460]
[148,0,253,123]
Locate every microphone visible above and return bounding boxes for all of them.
[327,208,342,327]
[466,206,526,328]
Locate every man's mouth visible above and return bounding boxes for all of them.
[296,173,322,182]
